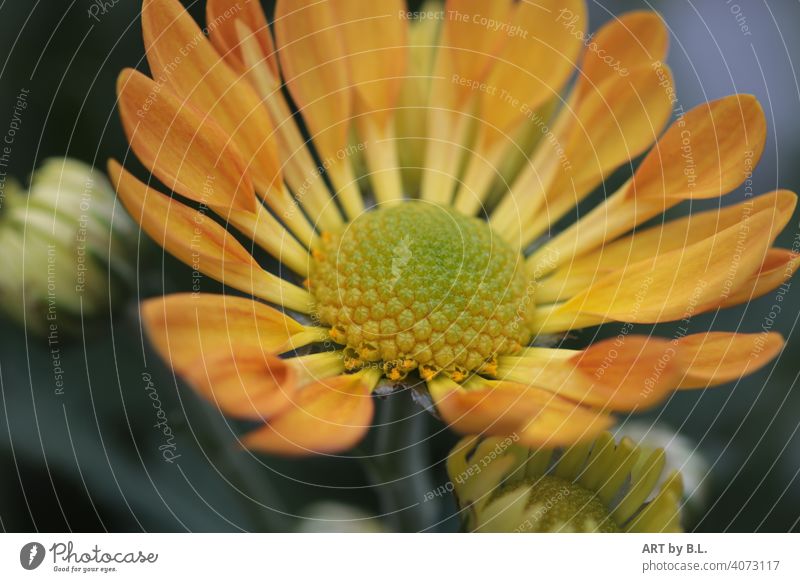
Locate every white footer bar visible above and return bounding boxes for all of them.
[1,533,797,581]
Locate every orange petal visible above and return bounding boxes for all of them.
[420,0,515,203]
[396,4,443,196]
[206,0,277,77]
[479,0,585,138]
[333,0,407,123]
[500,10,669,230]
[273,0,364,218]
[527,95,769,278]
[549,204,780,328]
[575,11,669,100]
[116,68,255,213]
[675,332,784,389]
[137,10,317,249]
[109,160,314,312]
[437,0,515,108]
[229,15,346,231]
[142,0,282,195]
[539,190,797,303]
[627,94,767,202]
[560,64,674,194]
[274,0,351,159]
[498,337,681,411]
[180,347,299,420]
[333,0,408,204]
[141,293,314,376]
[721,248,800,307]
[430,379,614,448]
[452,0,585,212]
[243,373,377,456]
[567,337,681,410]
[110,84,306,270]
[493,64,674,243]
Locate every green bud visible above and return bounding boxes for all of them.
[448,432,684,532]
[0,158,137,336]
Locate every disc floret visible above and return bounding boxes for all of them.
[310,202,533,382]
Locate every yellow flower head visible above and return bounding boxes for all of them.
[111,0,794,455]
[448,433,683,532]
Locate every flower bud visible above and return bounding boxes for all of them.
[617,421,710,518]
[0,158,137,336]
[448,432,684,532]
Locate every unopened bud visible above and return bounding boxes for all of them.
[448,432,684,532]
[0,158,137,336]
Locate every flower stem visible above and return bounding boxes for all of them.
[363,388,440,532]
[200,405,295,532]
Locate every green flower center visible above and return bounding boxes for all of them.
[310,202,534,382]
[507,476,620,533]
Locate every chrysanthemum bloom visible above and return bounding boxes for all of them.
[448,433,683,532]
[111,0,796,455]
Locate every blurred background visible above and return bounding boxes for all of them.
[0,0,798,532]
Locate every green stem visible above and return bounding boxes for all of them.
[201,405,295,532]
[363,389,440,532]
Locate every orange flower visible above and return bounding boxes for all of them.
[111,0,795,456]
